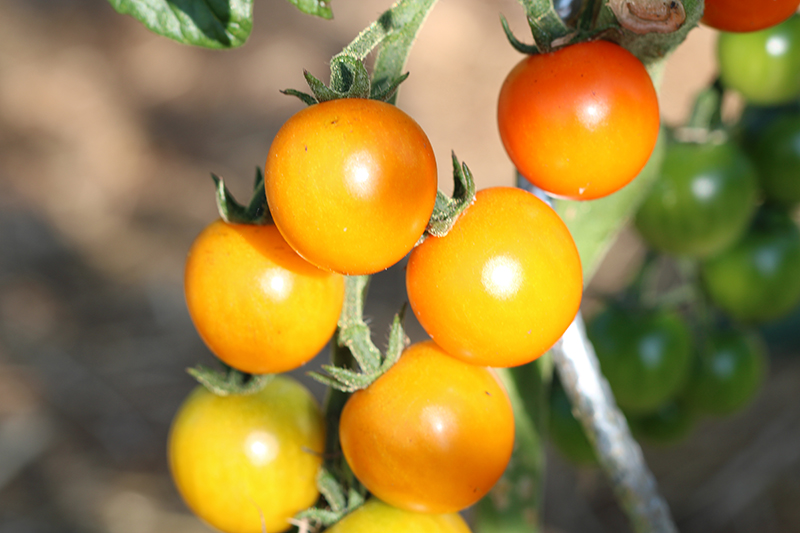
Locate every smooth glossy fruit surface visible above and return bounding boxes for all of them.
[168,377,325,533]
[683,330,767,415]
[264,98,438,275]
[718,15,800,105]
[339,341,515,513]
[326,499,472,533]
[751,114,800,206]
[498,40,659,200]
[702,209,800,323]
[702,0,800,32]
[588,307,692,414]
[635,141,758,258]
[184,220,345,374]
[406,187,582,368]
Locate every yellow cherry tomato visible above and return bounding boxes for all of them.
[168,377,325,533]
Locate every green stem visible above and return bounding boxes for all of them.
[372,0,439,104]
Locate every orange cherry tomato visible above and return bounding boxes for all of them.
[264,98,438,275]
[702,0,800,32]
[406,187,583,368]
[168,377,325,533]
[497,40,660,200]
[184,220,345,374]
[339,341,515,513]
[326,499,472,533]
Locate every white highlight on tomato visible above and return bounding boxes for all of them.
[481,255,523,300]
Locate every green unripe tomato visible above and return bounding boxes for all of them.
[635,141,758,258]
[626,400,695,445]
[751,114,800,207]
[588,307,692,415]
[548,379,596,466]
[718,15,800,106]
[683,330,767,415]
[702,209,800,323]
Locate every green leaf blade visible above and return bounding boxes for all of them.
[107,0,253,49]
[287,0,333,20]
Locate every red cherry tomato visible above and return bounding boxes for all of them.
[497,40,660,200]
[702,0,800,32]
[406,187,582,368]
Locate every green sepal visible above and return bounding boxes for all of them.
[426,153,477,238]
[310,308,409,392]
[280,88,318,107]
[106,0,253,49]
[370,72,410,102]
[187,364,273,396]
[286,0,332,19]
[211,168,272,225]
[295,468,366,527]
[500,15,540,55]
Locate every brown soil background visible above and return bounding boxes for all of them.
[1,1,800,532]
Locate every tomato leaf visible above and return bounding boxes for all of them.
[286,0,332,20]
[107,0,253,49]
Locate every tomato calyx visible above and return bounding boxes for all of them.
[310,276,409,392]
[425,153,477,238]
[212,167,273,225]
[187,362,274,396]
[672,80,728,145]
[283,50,408,105]
[607,0,686,35]
[295,468,366,529]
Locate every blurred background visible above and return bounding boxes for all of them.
[1,0,800,532]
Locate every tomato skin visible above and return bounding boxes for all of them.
[406,187,582,368]
[264,98,438,275]
[497,40,659,200]
[718,15,800,106]
[702,209,800,323]
[634,141,758,258]
[184,220,345,374]
[682,330,767,415]
[168,377,325,533]
[702,0,800,32]
[326,499,472,533]
[339,341,515,514]
[588,307,692,415]
[751,114,800,206]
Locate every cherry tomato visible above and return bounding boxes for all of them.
[339,341,515,514]
[626,399,694,445]
[750,113,800,206]
[634,140,758,258]
[702,0,800,32]
[718,15,800,106]
[588,306,692,414]
[549,378,596,466]
[497,40,660,200]
[406,187,582,368]
[682,330,767,415]
[184,220,345,374]
[702,208,800,323]
[326,499,472,533]
[264,98,438,275]
[168,377,325,533]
